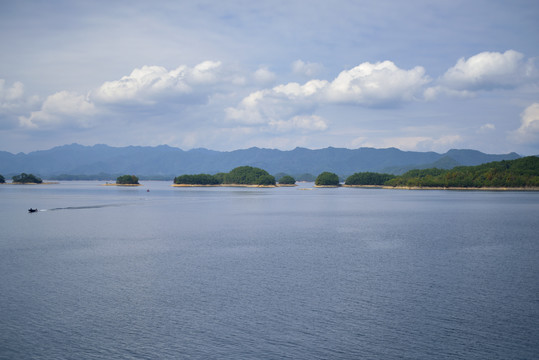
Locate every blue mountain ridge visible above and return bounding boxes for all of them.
[0,143,521,178]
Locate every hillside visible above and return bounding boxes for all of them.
[0,143,521,179]
[385,156,539,188]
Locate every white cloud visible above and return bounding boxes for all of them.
[440,50,535,91]
[326,61,430,105]
[93,61,223,104]
[19,91,96,129]
[292,60,323,77]
[512,102,539,144]
[227,60,430,126]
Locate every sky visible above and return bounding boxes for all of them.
[0,0,538,155]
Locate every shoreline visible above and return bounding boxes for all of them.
[3,182,59,185]
[102,183,142,186]
[343,184,539,191]
[171,184,277,188]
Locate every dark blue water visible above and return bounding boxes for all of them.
[1,182,538,359]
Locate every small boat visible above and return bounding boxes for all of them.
[28,208,38,213]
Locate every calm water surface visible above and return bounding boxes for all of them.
[1,181,538,359]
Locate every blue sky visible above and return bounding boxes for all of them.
[1,0,538,154]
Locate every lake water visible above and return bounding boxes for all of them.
[0,181,538,359]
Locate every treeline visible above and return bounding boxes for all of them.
[345,172,395,185]
[174,166,277,186]
[116,175,139,185]
[50,173,173,181]
[12,173,43,184]
[344,156,539,188]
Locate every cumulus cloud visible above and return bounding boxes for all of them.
[19,91,96,129]
[93,61,223,104]
[227,61,430,126]
[512,103,539,144]
[326,61,429,105]
[434,50,537,96]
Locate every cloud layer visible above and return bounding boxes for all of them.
[2,50,539,154]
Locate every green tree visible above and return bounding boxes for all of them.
[257,174,276,186]
[345,172,395,185]
[224,166,272,185]
[116,175,139,184]
[12,173,42,184]
[174,174,220,185]
[278,175,296,184]
[385,156,539,188]
[315,172,340,186]
[0,174,4,183]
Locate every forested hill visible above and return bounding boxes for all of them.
[0,143,522,178]
[385,156,539,188]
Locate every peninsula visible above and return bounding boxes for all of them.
[343,156,539,190]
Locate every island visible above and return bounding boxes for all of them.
[315,172,340,187]
[103,175,142,186]
[277,175,297,186]
[343,156,539,190]
[173,166,276,187]
[11,173,43,184]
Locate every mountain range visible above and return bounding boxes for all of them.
[0,143,522,179]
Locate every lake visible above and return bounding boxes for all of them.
[1,181,538,359]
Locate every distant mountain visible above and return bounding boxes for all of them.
[0,143,521,179]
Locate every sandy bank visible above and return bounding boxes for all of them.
[102,183,142,186]
[171,184,276,188]
[5,182,58,185]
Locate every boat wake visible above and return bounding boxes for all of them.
[40,204,125,212]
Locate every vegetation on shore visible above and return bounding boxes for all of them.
[116,175,140,185]
[12,173,42,184]
[344,156,539,188]
[278,175,296,185]
[345,172,395,186]
[174,166,276,186]
[173,174,220,185]
[315,172,340,186]
[0,174,4,183]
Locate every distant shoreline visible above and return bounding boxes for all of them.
[343,185,539,191]
[171,184,278,188]
[2,182,59,185]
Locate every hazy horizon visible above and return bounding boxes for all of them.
[0,142,528,157]
[1,1,538,155]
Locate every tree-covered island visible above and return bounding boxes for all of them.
[115,175,141,185]
[344,156,539,189]
[315,172,340,187]
[278,175,296,186]
[173,166,276,187]
[12,173,43,184]
[344,172,396,186]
